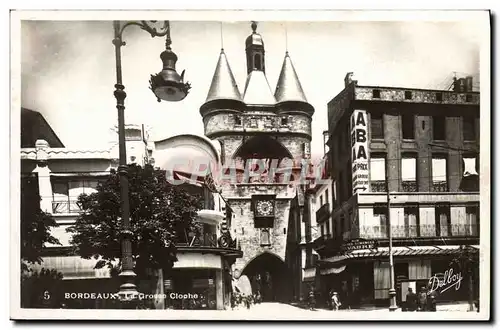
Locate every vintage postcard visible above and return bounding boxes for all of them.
[10,9,491,320]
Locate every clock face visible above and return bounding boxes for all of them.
[256,200,274,217]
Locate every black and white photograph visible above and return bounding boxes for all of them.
[9,9,490,320]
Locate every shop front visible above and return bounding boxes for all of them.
[317,245,479,308]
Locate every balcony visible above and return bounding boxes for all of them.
[370,180,386,192]
[52,199,81,214]
[402,181,417,192]
[359,224,479,239]
[316,203,330,224]
[432,181,448,192]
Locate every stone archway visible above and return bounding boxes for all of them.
[241,252,290,302]
[232,136,292,160]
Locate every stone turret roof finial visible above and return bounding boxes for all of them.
[251,21,258,33]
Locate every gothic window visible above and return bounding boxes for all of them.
[254,54,262,71]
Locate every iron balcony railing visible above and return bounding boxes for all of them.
[359,224,479,239]
[402,181,418,192]
[316,203,330,223]
[432,181,448,192]
[52,199,81,214]
[370,180,386,192]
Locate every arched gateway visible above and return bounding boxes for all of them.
[241,252,290,302]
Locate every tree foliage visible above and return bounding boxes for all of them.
[67,164,201,275]
[21,268,64,308]
[21,174,61,272]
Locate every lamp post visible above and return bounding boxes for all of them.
[111,20,191,308]
[386,186,398,311]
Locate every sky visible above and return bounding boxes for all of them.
[20,18,481,158]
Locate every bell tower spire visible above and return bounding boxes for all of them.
[245,21,265,74]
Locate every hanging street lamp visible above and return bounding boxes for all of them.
[111,20,190,308]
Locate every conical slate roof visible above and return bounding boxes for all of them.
[274,52,308,103]
[205,49,242,103]
[243,70,276,105]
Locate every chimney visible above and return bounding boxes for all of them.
[344,72,356,88]
[453,77,466,93]
[465,76,473,92]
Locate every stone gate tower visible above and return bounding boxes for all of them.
[200,22,314,302]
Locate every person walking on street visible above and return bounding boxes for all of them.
[418,287,427,311]
[405,287,417,311]
[331,292,341,311]
[427,290,437,312]
[308,288,316,311]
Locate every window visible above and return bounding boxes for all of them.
[370,113,384,139]
[464,206,479,236]
[402,115,415,139]
[320,224,325,237]
[325,219,331,237]
[463,155,479,177]
[325,189,329,205]
[405,91,412,100]
[403,206,419,238]
[260,228,271,246]
[435,204,451,237]
[371,205,387,239]
[281,117,288,125]
[433,116,446,140]
[372,89,381,98]
[463,116,476,141]
[466,94,472,102]
[254,54,262,71]
[370,155,386,192]
[235,116,242,126]
[436,92,443,102]
[432,156,448,192]
[52,180,99,214]
[319,195,323,206]
[401,155,417,192]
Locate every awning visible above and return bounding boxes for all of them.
[50,172,110,177]
[321,245,479,265]
[320,265,346,276]
[173,252,222,269]
[32,256,112,280]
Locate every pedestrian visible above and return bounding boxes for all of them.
[427,290,437,312]
[418,286,427,311]
[308,288,316,311]
[331,292,341,311]
[405,287,417,312]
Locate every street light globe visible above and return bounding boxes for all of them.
[149,47,191,102]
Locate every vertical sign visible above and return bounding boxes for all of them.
[351,110,370,193]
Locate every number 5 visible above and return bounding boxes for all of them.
[43,291,50,300]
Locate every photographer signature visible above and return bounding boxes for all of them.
[428,268,463,294]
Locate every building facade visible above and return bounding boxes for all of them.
[312,74,480,308]
[200,22,314,302]
[21,112,241,310]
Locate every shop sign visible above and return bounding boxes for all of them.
[351,109,370,194]
[341,238,376,252]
